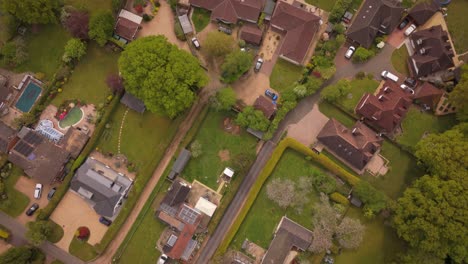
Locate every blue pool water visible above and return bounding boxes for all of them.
[15,81,42,112]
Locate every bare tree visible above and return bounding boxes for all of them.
[190,140,203,158]
[309,225,333,253]
[266,178,296,208]
[336,217,365,249]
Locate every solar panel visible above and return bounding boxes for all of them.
[178,205,200,225]
[23,131,43,145]
[160,203,178,217]
[14,141,34,157]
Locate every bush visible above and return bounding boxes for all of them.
[329,0,353,23]
[354,181,387,214]
[330,192,350,205]
[142,14,152,22]
[352,47,375,63]
[355,71,366,80]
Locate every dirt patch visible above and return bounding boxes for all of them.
[218,149,230,162]
[258,30,282,61]
[232,72,273,106]
[89,151,137,180]
[223,117,240,135]
[242,239,266,264]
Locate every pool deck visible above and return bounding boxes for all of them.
[39,104,97,135]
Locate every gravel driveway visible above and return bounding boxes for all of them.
[15,176,52,225]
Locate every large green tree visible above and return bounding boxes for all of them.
[1,0,60,24]
[0,246,33,264]
[393,175,467,263]
[203,31,235,57]
[119,36,208,118]
[221,50,253,83]
[235,106,270,132]
[88,11,114,46]
[62,38,87,63]
[26,221,53,246]
[212,87,237,111]
[449,65,468,121]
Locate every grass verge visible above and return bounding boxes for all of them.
[47,220,64,243]
[192,8,211,32]
[391,45,410,76]
[69,237,98,261]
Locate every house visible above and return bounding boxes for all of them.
[407,25,455,77]
[317,119,383,173]
[240,24,263,46]
[262,216,313,264]
[114,9,143,43]
[8,127,70,184]
[70,157,133,217]
[158,180,191,219]
[355,80,413,133]
[346,0,403,48]
[189,0,263,24]
[413,82,444,110]
[120,92,146,113]
[168,149,191,180]
[254,96,276,119]
[0,121,16,154]
[407,1,440,26]
[270,1,321,65]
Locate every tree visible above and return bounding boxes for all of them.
[354,181,387,214]
[119,36,208,118]
[190,140,203,158]
[64,10,89,39]
[106,73,124,95]
[221,50,253,83]
[204,31,236,57]
[450,79,468,121]
[26,221,53,246]
[333,24,346,34]
[88,11,114,46]
[0,246,33,264]
[309,225,333,253]
[212,87,237,111]
[62,38,86,63]
[315,66,336,80]
[304,76,323,95]
[0,38,28,66]
[266,178,296,208]
[1,0,60,24]
[235,106,270,132]
[329,0,352,23]
[352,47,375,63]
[393,175,467,263]
[335,217,365,249]
[311,172,336,194]
[321,79,351,102]
[293,84,308,98]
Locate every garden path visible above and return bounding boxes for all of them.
[117,109,129,154]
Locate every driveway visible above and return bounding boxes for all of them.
[287,102,329,147]
[15,176,53,225]
[387,26,408,48]
[50,191,108,251]
[232,72,273,105]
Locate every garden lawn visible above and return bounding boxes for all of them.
[192,7,211,32]
[336,79,379,113]
[51,44,119,106]
[14,24,70,79]
[231,150,321,249]
[0,166,30,217]
[447,0,468,53]
[391,45,410,76]
[270,59,303,93]
[182,110,257,189]
[335,207,405,264]
[64,0,113,14]
[69,238,98,261]
[396,107,457,150]
[319,101,355,127]
[47,220,64,243]
[305,0,337,11]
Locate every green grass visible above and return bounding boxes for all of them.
[335,207,405,264]
[47,220,64,243]
[447,0,468,53]
[396,107,457,150]
[231,150,321,249]
[182,110,257,189]
[270,59,303,93]
[14,24,70,79]
[192,7,211,32]
[64,0,113,14]
[305,0,337,11]
[50,260,65,264]
[336,79,379,113]
[51,43,119,106]
[319,101,355,127]
[391,45,410,76]
[69,237,98,261]
[0,166,30,217]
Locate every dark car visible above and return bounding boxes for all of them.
[265,89,278,101]
[26,203,39,216]
[398,17,410,30]
[99,216,112,226]
[404,77,417,88]
[218,25,232,35]
[47,187,57,200]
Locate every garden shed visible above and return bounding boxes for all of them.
[178,14,193,35]
[168,149,191,180]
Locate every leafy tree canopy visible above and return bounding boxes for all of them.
[354,181,387,214]
[64,10,89,39]
[26,221,53,246]
[62,38,87,62]
[88,11,114,46]
[0,246,33,264]
[204,31,236,57]
[321,79,350,102]
[449,65,468,121]
[212,87,237,111]
[221,50,253,83]
[1,0,60,24]
[235,106,270,132]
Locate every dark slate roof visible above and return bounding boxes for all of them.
[70,157,133,217]
[262,216,313,263]
[263,0,276,18]
[120,92,146,113]
[161,180,191,208]
[0,121,15,154]
[413,82,444,109]
[190,0,263,24]
[271,1,321,64]
[346,0,403,48]
[171,149,191,174]
[317,119,383,171]
[254,96,276,119]
[240,24,263,45]
[408,25,455,77]
[408,1,439,26]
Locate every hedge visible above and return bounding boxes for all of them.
[330,192,349,205]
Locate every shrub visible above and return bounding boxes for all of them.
[142,14,152,22]
[75,226,90,240]
[330,192,350,205]
[329,0,353,23]
[355,71,366,80]
[352,47,375,63]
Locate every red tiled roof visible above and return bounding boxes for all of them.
[414,82,444,109]
[254,96,276,119]
[167,224,197,259]
[355,80,412,133]
[240,24,263,45]
[190,0,263,24]
[271,1,320,64]
[115,17,139,41]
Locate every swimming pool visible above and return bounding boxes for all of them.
[15,80,42,112]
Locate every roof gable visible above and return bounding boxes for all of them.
[408,1,439,26]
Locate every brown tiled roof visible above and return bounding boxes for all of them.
[59,127,89,159]
[413,82,444,109]
[240,24,263,45]
[158,211,185,231]
[115,17,139,41]
[0,121,16,154]
[254,96,276,119]
[262,216,313,263]
[408,25,455,77]
[408,1,439,26]
[190,0,263,24]
[317,119,383,171]
[167,223,197,260]
[346,0,403,48]
[271,1,320,64]
[355,80,413,133]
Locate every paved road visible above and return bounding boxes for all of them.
[0,211,84,264]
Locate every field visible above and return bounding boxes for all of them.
[391,45,410,76]
[51,44,120,106]
[0,166,30,217]
[269,59,303,93]
[336,78,379,113]
[447,0,468,53]
[192,8,211,32]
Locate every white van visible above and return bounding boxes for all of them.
[381,70,399,82]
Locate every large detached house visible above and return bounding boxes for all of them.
[317,119,383,173]
[189,0,264,24]
[407,1,440,26]
[407,25,455,77]
[346,0,403,48]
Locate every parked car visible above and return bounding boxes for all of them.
[191,37,200,49]
[47,187,57,200]
[404,77,417,88]
[99,216,112,226]
[34,183,42,199]
[400,84,415,94]
[218,25,232,35]
[398,17,410,30]
[157,254,168,264]
[26,203,39,216]
[254,58,264,72]
[381,70,399,82]
[345,46,356,59]
[342,11,354,24]
[404,24,417,36]
[265,89,278,101]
